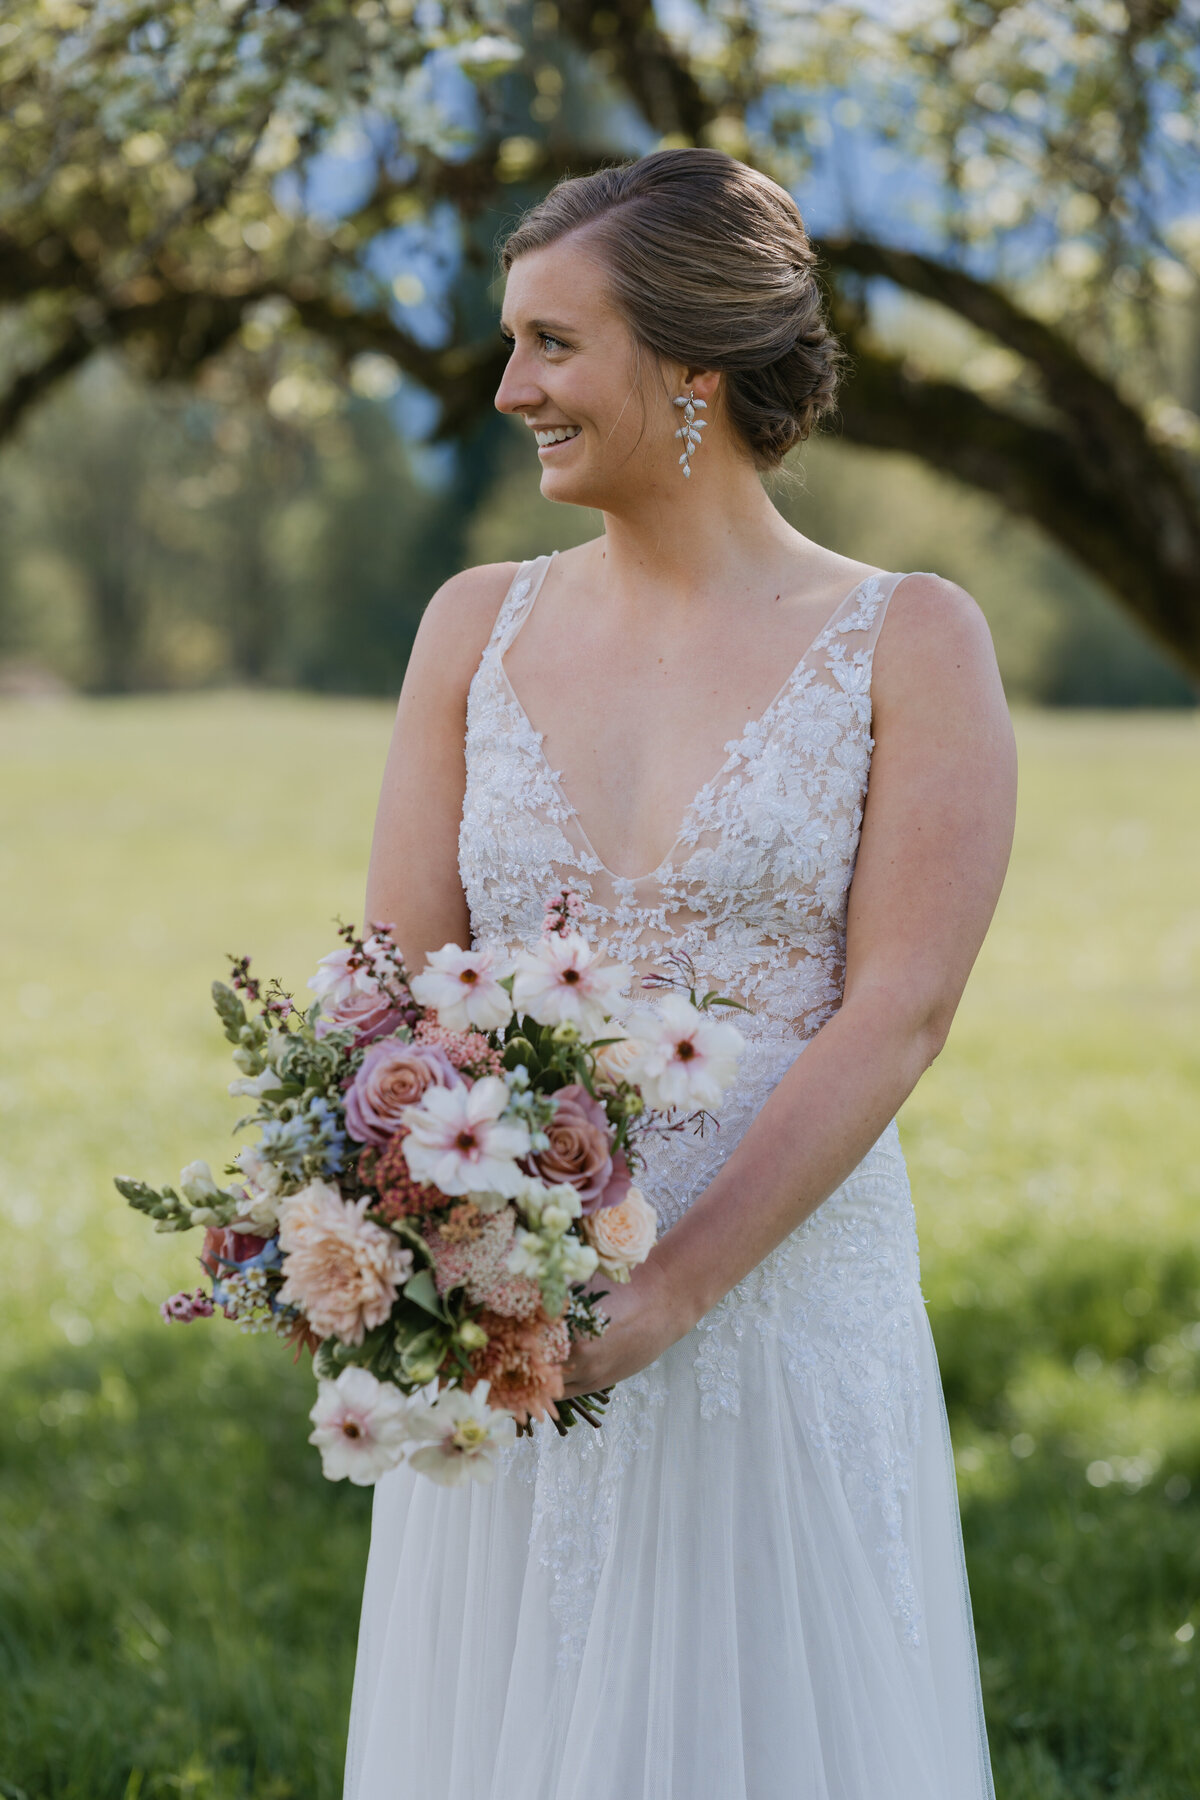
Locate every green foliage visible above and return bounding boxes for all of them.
[0,697,1197,1796]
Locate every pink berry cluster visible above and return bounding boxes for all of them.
[160,1287,215,1324]
[542,888,585,938]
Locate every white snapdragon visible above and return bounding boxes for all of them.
[227,1066,280,1100]
[179,1160,220,1206]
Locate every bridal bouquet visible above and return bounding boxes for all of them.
[116,892,744,1488]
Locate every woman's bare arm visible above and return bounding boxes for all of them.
[363,562,518,971]
[563,573,1018,1388]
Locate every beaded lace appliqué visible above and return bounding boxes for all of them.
[461,558,928,1660]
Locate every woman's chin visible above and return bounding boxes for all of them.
[539,467,602,507]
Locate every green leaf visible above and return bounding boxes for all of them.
[403,1268,448,1320]
[399,1323,450,1379]
[503,1035,539,1073]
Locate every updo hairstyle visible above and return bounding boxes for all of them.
[499,148,844,470]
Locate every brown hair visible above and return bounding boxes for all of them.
[499,148,844,470]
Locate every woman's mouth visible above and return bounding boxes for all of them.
[534,425,582,453]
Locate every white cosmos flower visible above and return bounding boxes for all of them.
[400,1076,530,1197]
[510,932,631,1036]
[308,1366,414,1485]
[623,994,744,1111]
[405,1380,516,1486]
[409,944,513,1031]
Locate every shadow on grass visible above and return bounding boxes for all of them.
[0,1325,371,1800]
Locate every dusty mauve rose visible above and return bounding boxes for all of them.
[532,1084,628,1214]
[583,1185,658,1280]
[344,1040,462,1147]
[314,986,408,1045]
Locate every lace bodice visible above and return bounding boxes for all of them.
[461,551,914,1048]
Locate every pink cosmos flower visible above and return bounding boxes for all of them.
[344,1040,462,1147]
[409,944,514,1032]
[308,1366,413,1484]
[510,931,630,1037]
[622,993,744,1111]
[278,1180,412,1345]
[399,1077,530,1199]
[307,943,407,1043]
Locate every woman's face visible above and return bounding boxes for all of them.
[495,234,672,510]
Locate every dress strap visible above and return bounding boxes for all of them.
[484,552,558,659]
[863,569,938,653]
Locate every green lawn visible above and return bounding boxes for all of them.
[1,696,1197,1799]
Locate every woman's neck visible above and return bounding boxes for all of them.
[587,463,815,620]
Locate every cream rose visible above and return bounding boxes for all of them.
[582,1185,658,1282]
[592,1034,642,1087]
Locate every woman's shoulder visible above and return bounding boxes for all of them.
[871,569,1001,714]
[407,559,526,691]
[421,558,525,638]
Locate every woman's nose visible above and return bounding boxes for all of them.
[494,350,543,416]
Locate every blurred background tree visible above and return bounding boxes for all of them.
[0,0,1197,700]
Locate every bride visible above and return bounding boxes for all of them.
[343,148,1016,1799]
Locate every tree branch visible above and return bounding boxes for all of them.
[830,322,1200,681]
[820,235,1200,598]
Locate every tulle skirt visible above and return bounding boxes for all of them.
[342,1120,994,1799]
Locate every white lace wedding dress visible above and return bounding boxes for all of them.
[343,553,995,1799]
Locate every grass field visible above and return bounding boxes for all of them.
[1,695,1198,1799]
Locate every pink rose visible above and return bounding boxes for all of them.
[532,1084,629,1214]
[344,1040,463,1147]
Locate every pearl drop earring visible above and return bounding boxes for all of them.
[672,388,706,477]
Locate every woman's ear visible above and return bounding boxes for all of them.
[682,367,721,408]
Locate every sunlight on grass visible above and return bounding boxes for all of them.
[1,697,1197,1798]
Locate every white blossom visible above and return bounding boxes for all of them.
[622,993,744,1111]
[405,1380,516,1486]
[400,1076,530,1197]
[409,944,514,1032]
[510,932,630,1037]
[308,1367,413,1485]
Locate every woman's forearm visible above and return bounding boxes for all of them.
[646,990,944,1335]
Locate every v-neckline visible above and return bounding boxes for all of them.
[495,555,877,885]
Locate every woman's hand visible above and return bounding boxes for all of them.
[559,1256,689,1399]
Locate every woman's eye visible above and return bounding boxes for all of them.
[539,333,568,353]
